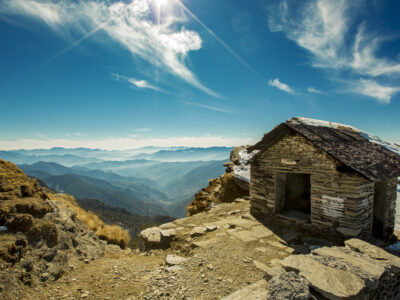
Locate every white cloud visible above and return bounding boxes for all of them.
[0,0,62,30]
[0,0,219,97]
[268,78,294,94]
[129,79,161,91]
[268,0,400,103]
[349,79,400,104]
[184,101,235,114]
[0,135,257,150]
[307,87,323,94]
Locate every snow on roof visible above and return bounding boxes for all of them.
[290,117,400,156]
[233,149,259,182]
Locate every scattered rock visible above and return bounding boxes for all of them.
[165,255,188,266]
[205,225,218,232]
[140,227,172,249]
[190,227,207,237]
[80,291,89,298]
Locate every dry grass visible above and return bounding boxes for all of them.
[50,194,130,248]
[0,159,48,200]
[0,198,51,217]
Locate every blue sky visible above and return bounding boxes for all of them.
[0,0,399,149]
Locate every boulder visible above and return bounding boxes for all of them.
[281,255,366,299]
[313,246,387,290]
[345,239,400,273]
[140,227,172,249]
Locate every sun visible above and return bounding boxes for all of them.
[155,0,168,7]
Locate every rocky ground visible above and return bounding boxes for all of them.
[2,158,400,300]
[13,199,295,300]
[13,198,399,300]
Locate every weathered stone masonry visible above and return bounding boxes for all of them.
[249,118,400,241]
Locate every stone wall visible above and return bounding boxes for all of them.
[249,133,393,241]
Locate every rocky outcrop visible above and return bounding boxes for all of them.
[0,159,112,299]
[186,147,252,216]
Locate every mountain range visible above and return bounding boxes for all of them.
[8,147,229,217]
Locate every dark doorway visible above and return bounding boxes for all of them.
[275,173,311,222]
[373,182,387,238]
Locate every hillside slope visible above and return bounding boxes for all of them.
[0,159,106,299]
[41,174,168,216]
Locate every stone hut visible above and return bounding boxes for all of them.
[248,117,400,241]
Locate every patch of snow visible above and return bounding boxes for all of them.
[290,117,400,156]
[233,149,259,183]
[360,132,400,156]
[289,117,359,131]
[386,241,400,251]
[0,226,7,232]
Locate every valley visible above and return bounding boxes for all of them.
[4,147,230,220]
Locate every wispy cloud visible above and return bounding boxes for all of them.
[0,0,219,97]
[0,135,256,150]
[113,73,167,93]
[268,0,400,103]
[184,101,235,114]
[268,78,294,94]
[307,87,323,94]
[129,78,163,92]
[348,79,400,104]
